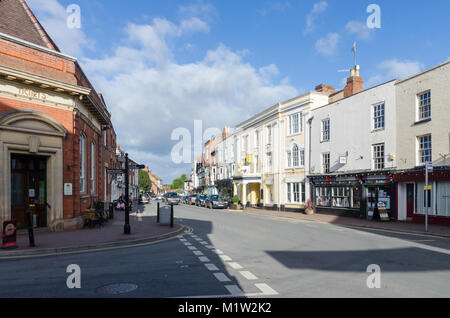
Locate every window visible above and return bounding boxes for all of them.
[300,149,305,167]
[292,145,299,167]
[321,119,330,142]
[103,130,107,147]
[289,113,303,135]
[80,135,86,193]
[322,153,330,173]
[287,183,304,203]
[91,142,95,194]
[287,151,292,168]
[267,126,272,145]
[418,135,432,164]
[373,103,385,130]
[373,143,385,170]
[418,91,431,120]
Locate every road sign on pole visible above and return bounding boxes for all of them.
[425,163,431,232]
[129,164,145,170]
[106,169,125,174]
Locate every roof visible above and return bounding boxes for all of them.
[0,0,59,51]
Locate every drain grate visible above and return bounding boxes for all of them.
[96,283,138,295]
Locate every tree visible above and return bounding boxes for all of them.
[171,174,187,191]
[138,169,152,192]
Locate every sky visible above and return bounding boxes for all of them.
[27,0,450,184]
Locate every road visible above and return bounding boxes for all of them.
[0,201,449,298]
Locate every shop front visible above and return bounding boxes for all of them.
[311,172,395,220]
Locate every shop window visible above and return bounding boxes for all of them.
[332,187,351,208]
[315,187,331,207]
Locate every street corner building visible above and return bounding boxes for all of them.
[0,0,118,232]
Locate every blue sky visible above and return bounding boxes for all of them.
[28,0,450,183]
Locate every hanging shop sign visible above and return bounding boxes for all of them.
[2,219,17,249]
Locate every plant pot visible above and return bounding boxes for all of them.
[231,203,241,210]
[305,208,315,215]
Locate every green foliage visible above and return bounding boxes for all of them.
[171,174,187,190]
[138,170,152,192]
[232,195,240,203]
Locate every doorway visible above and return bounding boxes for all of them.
[11,154,48,229]
[406,184,415,218]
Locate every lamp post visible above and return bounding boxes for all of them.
[124,153,131,234]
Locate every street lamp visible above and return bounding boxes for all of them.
[124,153,131,234]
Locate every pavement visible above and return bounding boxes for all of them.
[0,201,185,258]
[232,207,450,238]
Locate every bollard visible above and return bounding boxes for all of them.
[170,203,174,228]
[25,209,35,247]
[157,202,160,223]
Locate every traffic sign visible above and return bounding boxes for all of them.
[129,164,145,170]
[107,169,125,174]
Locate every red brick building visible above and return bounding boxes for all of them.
[0,0,118,231]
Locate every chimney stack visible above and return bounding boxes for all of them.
[315,84,335,96]
[344,65,363,98]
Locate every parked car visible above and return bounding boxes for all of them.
[141,194,149,204]
[205,195,229,209]
[165,192,181,205]
[195,194,208,207]
[151,195,157,201]
[189,194,198,205]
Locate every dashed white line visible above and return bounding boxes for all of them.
[193,250,204,256]
[205,263,219,271]
[225,285,245,296]
[198,256,210,262]
[187,246,197,250]
[227,262,243,270]
[214,272,231,282]
[255,283,278,295]
[205,245,215,249]
[239,271,258,280]
[219,255,232,262]
[212,249,224,255]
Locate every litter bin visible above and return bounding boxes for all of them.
[159,206,171,226]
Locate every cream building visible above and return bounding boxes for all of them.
[395,60,450,224]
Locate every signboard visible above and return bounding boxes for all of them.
[339,156,347,164]
[378,202,390,222]
[64,183,73,196]
[2,219,17,249]
[129,164,145,170]
[107,169,125,174]
[424,185,432,190]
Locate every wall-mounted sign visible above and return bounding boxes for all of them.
[64,183,73,196]
[18,87,47,101]
[339,156,347,164]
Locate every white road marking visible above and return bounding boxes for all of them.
[212,249,224,255]
[255,283,279,295]
[206,245,215,249]
[194,238,202,241]
[214,272,231,282]
[193,250,204,256]
[200,242,208,245]
[219,255,232,262]
[198,256,210,262]
[227,262,243,270]
[225,285,245,296]
[188,246,197,250]
[239,271,258,280]
[183,242,192,246]
[205,263,219,271]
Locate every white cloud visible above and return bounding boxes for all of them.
[315,32,340,56]
[27,0,91,57]
[304,1,328,35]
[367,58,425,87]
[258,1,292,17]
[345,20,373,40]
[80,18,298,182]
